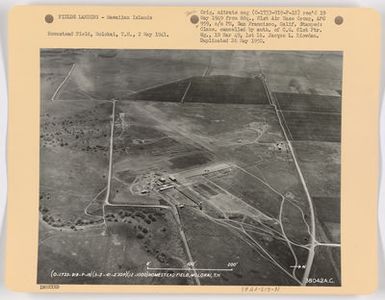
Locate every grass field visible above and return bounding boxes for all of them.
[128,75,269,104]
[308,246,341,286]
[39,101,110,229]
[179,207,298,285]
[207,168,283,219]
[40,50,79,101]
[280,111,341,142]
[291,141,340,198]
[275,93,341,113]
[38,205,193,285]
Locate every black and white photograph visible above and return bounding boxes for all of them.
[38,49,341,286]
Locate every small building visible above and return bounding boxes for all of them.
[169,175,177,181]
[159,185,174,192]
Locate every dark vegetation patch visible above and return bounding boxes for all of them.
[128,75,269,104]
[169,151,212,170]
[40,102,111,154]
[128,80,190,102]
[281,111,341,142]
[292,141,340,198]
[313,197,340,224]
[184,75,269,104]
[274,92,341,113]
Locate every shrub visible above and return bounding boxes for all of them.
[136,232,145,239]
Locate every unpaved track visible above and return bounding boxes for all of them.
[50,63,76,101]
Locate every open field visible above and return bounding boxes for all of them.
[38,49,341,286]
[128,75,269,104]
[280,111,341,142]
[313,197,340,244]
[39,100,110,230]
[103,205,192,284]
[38,205,192,285]
[49,49,209,100]
[184,76,269,104]
[179,207,298,285]
[291,141,340,198]
[40,49,80,101]
[206,167,283,219]
[308,246,341,286]
[275,93,341,113]
[261,52,342,96]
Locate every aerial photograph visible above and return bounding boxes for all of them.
[38,49,341,286]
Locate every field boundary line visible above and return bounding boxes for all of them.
[273,94,295,141]
[202,66,210,77]
[131,76,194,95]
[256,73,272,105]
[180,81,192,103]
[277,109,341,115]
